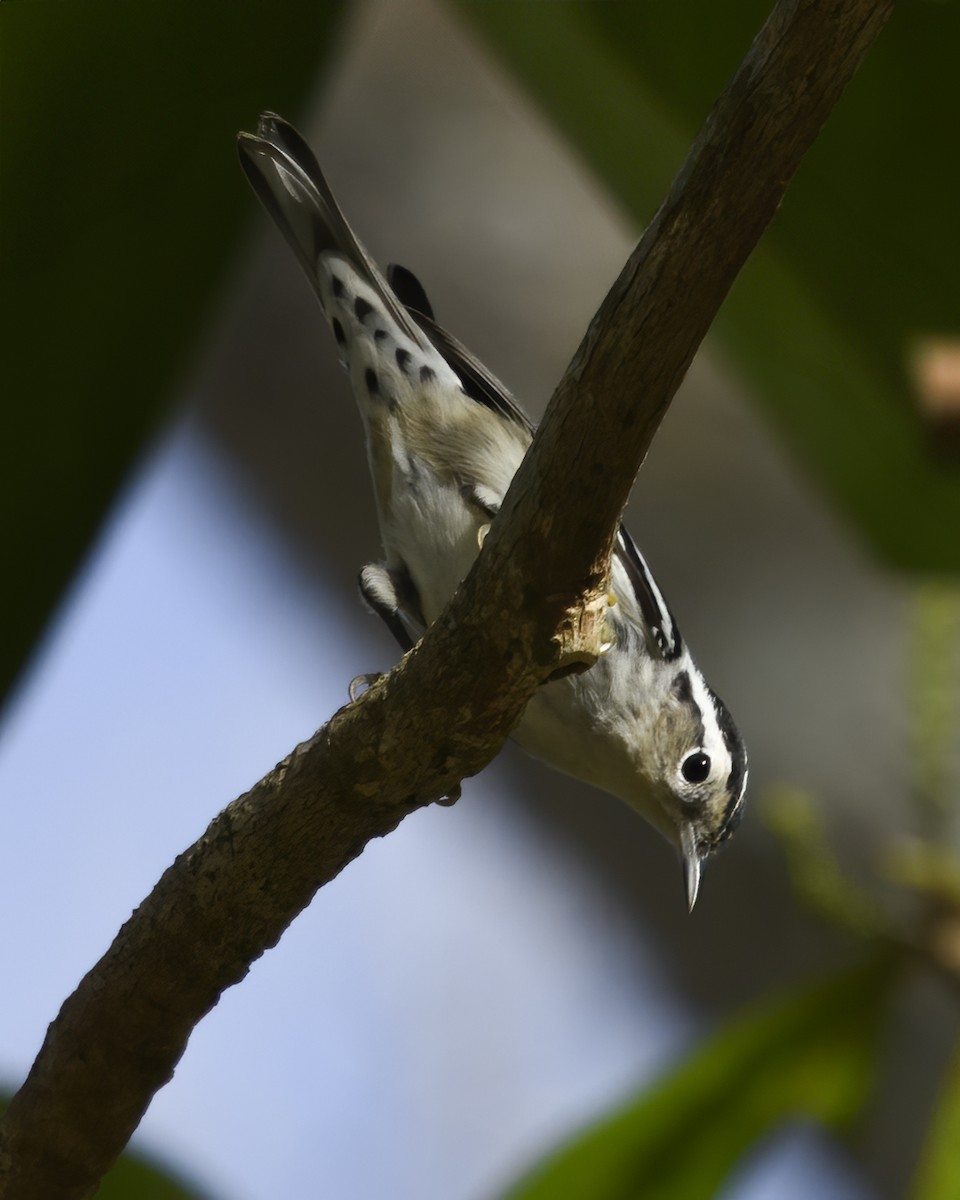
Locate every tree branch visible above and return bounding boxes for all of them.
[0,0,893,1194]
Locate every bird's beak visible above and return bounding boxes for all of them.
[680,823,701,912]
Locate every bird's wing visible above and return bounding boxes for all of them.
[392,266,683,661]
[614,527,682,660]
[387,263,535,437]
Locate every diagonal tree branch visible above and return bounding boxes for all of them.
[0,0,893,1195]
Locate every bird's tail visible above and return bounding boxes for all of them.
[237,112,422,345]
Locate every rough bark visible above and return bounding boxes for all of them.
[0,0,893,1195]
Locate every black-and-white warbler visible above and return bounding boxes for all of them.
[238,113,747,909]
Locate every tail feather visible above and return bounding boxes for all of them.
[237,113,424,347]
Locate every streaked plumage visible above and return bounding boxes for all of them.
[238,113,747,907]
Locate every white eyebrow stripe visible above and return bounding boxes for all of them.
[687,660,732,772]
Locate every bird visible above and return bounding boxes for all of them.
[237,112,747,909]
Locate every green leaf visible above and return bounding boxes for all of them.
[456,3,960,575]
[505,957,894,1200]
[910,1034,960,1200]
[0,1,348,706]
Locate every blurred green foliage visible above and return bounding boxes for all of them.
[457,1,960,575]
[912,1039,960,1200]
[909,583,960,830]
[0,0,347,706]
[764,786,888,938]
[505,957,894,1200]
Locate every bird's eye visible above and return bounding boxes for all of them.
[681,751,711,784]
